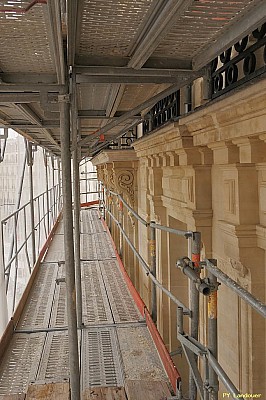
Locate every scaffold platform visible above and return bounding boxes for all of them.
[0,208,177,400]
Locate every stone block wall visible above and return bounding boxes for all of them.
[92,79,266,397]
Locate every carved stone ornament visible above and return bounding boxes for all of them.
[229,258,249,278]
[217,258,249,283]
[104,165,115,191]
[116,170,135,205]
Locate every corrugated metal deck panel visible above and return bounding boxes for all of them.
[81,233,115,260]
[0,333,46,394]
[37,331,69,382]
[81,208,105,234]
[17,263,58,330]
[82,261,113,325]
[118,84,170,112]
[78,0,153,57]
[0,208,172,395]
[44,234,65,262]
[0,2,55,73]
[49,264,67,328]
[81,327,124,389]
[81,233,98,260]
[77,84,112,112]
[100,260,142,323]
[153,0,257,59]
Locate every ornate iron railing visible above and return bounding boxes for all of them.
[143,90,180,135]
[107,128,137,150]
[211,22,266,98]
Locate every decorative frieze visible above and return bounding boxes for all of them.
[91,149,138,208]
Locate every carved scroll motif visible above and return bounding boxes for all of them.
[116,170,135,205]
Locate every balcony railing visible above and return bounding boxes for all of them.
[143,90,180,135]
[211,22,266,98]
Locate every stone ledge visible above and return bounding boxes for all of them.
[91,149,138,166]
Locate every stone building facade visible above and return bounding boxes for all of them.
[92,78,266,397]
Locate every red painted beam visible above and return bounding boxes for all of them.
[80,200,99,208]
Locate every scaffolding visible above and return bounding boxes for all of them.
[100,185,266,400]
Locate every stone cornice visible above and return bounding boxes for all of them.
[91,149,138,166]
[133,122,180,156]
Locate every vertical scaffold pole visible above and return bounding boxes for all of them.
[6,149,27,284]
[44,152,50,232]
[150,222,157,324]
[208,268,219,400]
[71,70,82,330]
[108,194,112,232]
[0,222,8,336]
[73,146,82,328]
[51,157,56,223]
[102,184,106,220]
[176,307,184,400]
[189,231,201,400]
[98,180,101,215]
[27,142,36,266]
[57,158,62,208]
[59,92,80,400]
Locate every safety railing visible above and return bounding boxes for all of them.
[79,162,101,204]
[1,183,62,318]
[98,184,266,400]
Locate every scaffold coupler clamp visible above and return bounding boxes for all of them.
[176,256,193,270]
[176,257,213,296]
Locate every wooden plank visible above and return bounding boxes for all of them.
[82,387,127,400]
[125,380,171,400]
[26,382,70,400]
[0,395,26,400]
[145,309,181,392]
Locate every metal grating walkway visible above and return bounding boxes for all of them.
[0,208,172,398]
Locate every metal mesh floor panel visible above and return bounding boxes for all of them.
[81,327,124,389]
[153,0,256,59]
[94,233,116,260]
[81,233,98,260]
[49,262,67,328]
[116,326,168,382]
[78,0,152,57]
[81,210,94,234]
[82,233,115,260]
[17,263,58,330]
[81,209,104,234]
[90,210,106,233]
[0,333,45,394]
[100,260,141,323]
[82,261,113,325]
[44,234,65,262]
[37,331,69,382]
[0,2,55,73]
